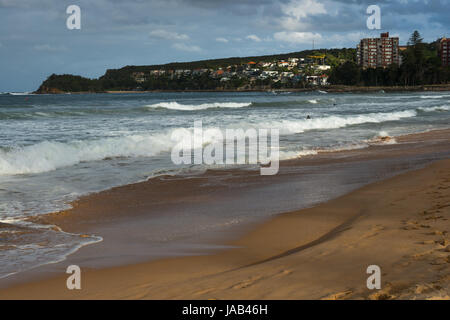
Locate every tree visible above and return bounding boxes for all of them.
[408,30,423,46]
[403,31,427,85]
[329,61,360,85]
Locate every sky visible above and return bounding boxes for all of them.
[0,0,448,92]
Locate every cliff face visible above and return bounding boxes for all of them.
[34,86,65,94]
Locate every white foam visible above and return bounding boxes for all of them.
[35,112,51,117]
[308,99,318,104]
[255,110,417,135]
[8,92,33,96]
[0,221,103,279]
[0,110,418,176]
[420,95,446,99]
[280,142,375,160]
[418,105,450,112]
[146,101,252,111]
[367,131,397,145]
[279,149,318,160]
[0,133,175,175]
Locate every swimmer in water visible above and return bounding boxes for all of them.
[306,115,311,119]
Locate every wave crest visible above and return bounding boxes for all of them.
[0,110,418,176]
[256,110,417,134]
[0,134,173,175]
[145,101,252,111]
[418,105,450,112]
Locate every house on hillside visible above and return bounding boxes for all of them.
[132,72,146,83]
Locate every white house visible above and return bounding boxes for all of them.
[315,65,331,71]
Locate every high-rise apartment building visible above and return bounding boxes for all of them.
[438,38,449,67]
[357,32,400,69]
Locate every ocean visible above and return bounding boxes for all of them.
[0,90,449,279]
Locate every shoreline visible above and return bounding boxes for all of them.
[0,159,448,299]
[0,128,449,299]
[30,84,450,95]
[106,84,450,94]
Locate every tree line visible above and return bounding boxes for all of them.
[329,31,450,86]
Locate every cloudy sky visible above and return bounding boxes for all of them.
[0,0,448,92]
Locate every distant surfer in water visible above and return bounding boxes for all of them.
[306,115,311,119]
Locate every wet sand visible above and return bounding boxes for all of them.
[0,129,449,299]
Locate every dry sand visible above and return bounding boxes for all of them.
[0,155,449,300]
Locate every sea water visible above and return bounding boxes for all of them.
[0,91,449,278]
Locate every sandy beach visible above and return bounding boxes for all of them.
[2,0,450,304]
[0,129,449,300]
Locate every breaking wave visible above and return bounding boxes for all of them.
[0,133,175,175]
[255,110,417,135]
[420,95,449,99]
[145,101,252,111]
[418,105,450,112]
[0,110,418,176]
